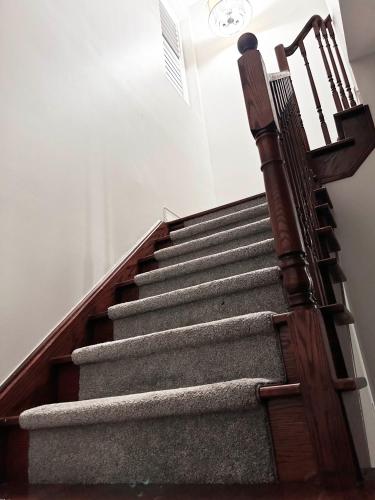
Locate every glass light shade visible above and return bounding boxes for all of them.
[208,0,253,37]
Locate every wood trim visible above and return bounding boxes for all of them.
[0,423,28,483]
[320,303,354,326]
[334,377,367,391]
[259,384,300,399]
[287,308,358,481]
[309,137,354,157]
[138,254,158,273]
[316,226,340,253]
[0,223,169,418]
[267,396,319,482]
[310,105,375,183]
[114,279,139,304]
[50,355,72,365]
[318,257,346,283]
[314,187,333,208]
[315,204,337,229]
[154,235,172,251]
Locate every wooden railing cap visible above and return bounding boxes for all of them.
[238,33,258,54]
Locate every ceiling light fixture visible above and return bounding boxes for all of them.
[208,0,253,37]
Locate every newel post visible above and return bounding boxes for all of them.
[238,33,359,484]
[237,33,313,310]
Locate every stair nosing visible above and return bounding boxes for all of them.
[109,266,281,321]
[73,311,277,366]
[167,193,266,226]
[155,217,272,262]
[170,203,269,242]
[135,238,275,287]
[19,378,276,431]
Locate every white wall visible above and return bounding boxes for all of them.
[0,0,215,385]
[188,0,331,205]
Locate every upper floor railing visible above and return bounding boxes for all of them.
[275,14,356,145]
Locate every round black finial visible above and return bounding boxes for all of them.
[237,33,258,54]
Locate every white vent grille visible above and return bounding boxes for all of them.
[159,1,187,100]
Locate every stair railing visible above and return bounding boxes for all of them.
[268,71,327,307]
[237,32,358,484]
[275,15,356,145]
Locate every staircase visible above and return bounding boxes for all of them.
[1,12,374,492]
[19,195,290,484]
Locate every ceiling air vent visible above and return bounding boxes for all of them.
[159,0,188,101]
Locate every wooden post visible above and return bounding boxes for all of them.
[275,44,290,72]
[237,32,358,484]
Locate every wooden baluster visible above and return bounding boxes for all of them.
[313,20,342,112]
[237,32,358,485]
[325,16,356,107]
[321,22,349,109]
[299,39,331,145]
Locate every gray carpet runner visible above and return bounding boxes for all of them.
[20,194,288,485]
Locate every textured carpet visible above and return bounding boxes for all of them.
[74,312,285,399]
[20,380,277,485]
[135,239,277,297]
[20,195,288,485]
[170,203,269,244]
[156,217,273,267]
[183,194,266,226]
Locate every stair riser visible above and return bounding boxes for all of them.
[28,408,275,484]
[139,252,277,298]
[184,196,267,226]
[113,283,286,339]
[172,213,268,245]
[158,229,273,267]
[78,333,285,400]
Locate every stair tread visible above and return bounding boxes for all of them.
[109,266,281,321]
[155,217,272,263]
[20,378,275,431]
[136,239,275,287]
[169,193,266,227]
[170,203,269,242]
[73,312,276,366]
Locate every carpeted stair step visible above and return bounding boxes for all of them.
[170,203,269,244]
[73,312,285,400]
[20,378,277,484]
[183,194,267,227]
[136,239,276,298]
[156,218,273,267]
[108,267,286,339]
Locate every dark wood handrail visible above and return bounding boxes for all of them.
[284,14,327,56]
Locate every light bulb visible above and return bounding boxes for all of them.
[208,0,253,37]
